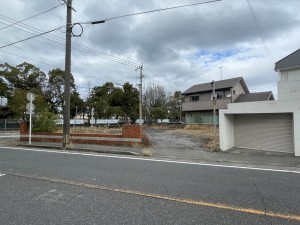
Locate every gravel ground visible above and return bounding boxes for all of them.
[143,128,215,158]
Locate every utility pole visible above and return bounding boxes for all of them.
[211,80,217,147]
[136,64,143,125]
[219,66,223,80]
[63,0,72,148]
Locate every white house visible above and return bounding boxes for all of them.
[219,49,300,156]
[275,49,300,100]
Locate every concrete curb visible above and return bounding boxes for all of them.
[16,144,141,156]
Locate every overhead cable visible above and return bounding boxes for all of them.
[0,25,66,49]
[0,3,64,32]
[88,0,222,24]
[246,0,274,64]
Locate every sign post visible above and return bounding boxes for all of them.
[26,93,35,144]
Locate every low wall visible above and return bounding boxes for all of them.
[20,123,142,147]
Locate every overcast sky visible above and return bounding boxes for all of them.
[1,0,300,99]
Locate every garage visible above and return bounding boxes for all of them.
[234,113,294,153]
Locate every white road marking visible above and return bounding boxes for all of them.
[0,173,6,176]
[0,135,19,138]
[0,146,300,174]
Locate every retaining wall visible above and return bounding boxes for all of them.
[20,123,142,147]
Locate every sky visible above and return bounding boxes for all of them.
[1,0,300,99]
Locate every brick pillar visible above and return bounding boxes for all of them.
[20,122,28,134]
[122,125,142,139]
[20,122,28,141]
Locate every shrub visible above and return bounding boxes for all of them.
[32,112,60,132]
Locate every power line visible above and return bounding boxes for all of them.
[0,6,197,90]
[89,0,222,24]
[0,49,58,67]
[0,3,64,32]
[0,15,140,67]
[0,25,66,49]
[246,0,274,64]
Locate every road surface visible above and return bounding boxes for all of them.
[0,146,299,224]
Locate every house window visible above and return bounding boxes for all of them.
[190,95,199,102]
[215,91,224,99]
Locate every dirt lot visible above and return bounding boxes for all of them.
[141,125,219,158]
[58,125,219,153]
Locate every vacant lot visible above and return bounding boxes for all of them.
[142,125,219,158]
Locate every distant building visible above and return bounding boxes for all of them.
[181,77,274,123]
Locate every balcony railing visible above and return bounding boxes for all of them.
[182,99,231,111]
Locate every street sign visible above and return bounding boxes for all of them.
[26,103,35,112]
[26,92,35,101]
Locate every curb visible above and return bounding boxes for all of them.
[16,144,140,156]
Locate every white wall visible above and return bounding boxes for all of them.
[220,100,300,156]
[278,69,300,100]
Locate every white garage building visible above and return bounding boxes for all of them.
[220,49,300,156]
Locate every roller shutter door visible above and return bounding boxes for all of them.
[234,113,293,153]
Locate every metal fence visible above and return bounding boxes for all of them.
[0,119,21,130]
[184,115,219,125]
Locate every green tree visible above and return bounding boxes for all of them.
[119,82,139,121]
[0,62,46,93]
[47,68,77,114]
[88,82,139,122]
[10,88,50,121]
[166,91,183,121]
[70,90,84,118]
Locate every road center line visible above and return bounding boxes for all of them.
[1,146,300,174]
[5,171,300,222]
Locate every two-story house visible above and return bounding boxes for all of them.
[182,77,274,123]
[219,49,300,156]
[275,49,300,100]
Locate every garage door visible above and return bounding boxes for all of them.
[234,113,294,153]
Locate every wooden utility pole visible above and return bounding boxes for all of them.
[63,0,72,148]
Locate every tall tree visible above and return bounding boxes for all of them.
[10,88,49,121]
[166,91,183,121]
[88,82,139,121]
[47,68,76,114]
[0,62,46,94]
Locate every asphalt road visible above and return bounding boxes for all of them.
[0,146,300,225]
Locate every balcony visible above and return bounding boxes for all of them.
[182,99,231,111]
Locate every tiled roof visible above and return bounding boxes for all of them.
[182,77,249,94]
[274,49,300,71]
[234,91,274,103]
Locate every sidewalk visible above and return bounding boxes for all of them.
[13,140,300,170]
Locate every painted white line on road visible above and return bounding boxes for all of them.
[1,146,300,174]
[0,135,19,138]
[0,173,6,176]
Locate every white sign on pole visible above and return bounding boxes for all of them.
[26,93,35,101]
[26,93,35,145]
